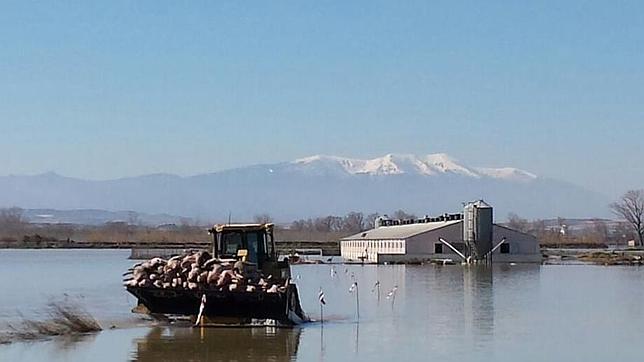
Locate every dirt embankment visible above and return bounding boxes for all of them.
[542,248,644,265]
[577,251,644,265]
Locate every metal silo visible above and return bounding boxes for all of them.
[463,200,493,260]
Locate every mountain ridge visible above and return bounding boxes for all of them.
[0,153,609,220]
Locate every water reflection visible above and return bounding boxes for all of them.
[131,326,301,362]
[463,266,494,344]
[50,333,99,353]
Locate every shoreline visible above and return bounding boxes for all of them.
[4,243,644,266]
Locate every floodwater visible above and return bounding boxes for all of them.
[1,250,644,361]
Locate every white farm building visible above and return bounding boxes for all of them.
[341,201,541,264]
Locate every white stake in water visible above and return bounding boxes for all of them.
[318,288,326,324]
[386,285,398,309]
[194,294,207,327]
[349,281,359,320]
[372,281,381,303]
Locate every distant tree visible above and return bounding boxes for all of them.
[127,211,139,225]
[591,219,609,242]
[178,218,193,234]
[0,207,26,237]
[253,213,273,224]
[291,219,312,231]
[365,213,381,230]
[392,210,416,220]
[531,219,547,237]
[611,221,635,244]
[610,190,644,246]
[507,212,530,233]
[342,212,365,233]
[314,216,342,232]
[103,221,129,241]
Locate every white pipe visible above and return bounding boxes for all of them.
[484,237,507,259]
[438,237,467,261]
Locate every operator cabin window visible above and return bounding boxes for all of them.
[222,232,243,256]
[500,243,510,254]
[434,243,443,254]
[246,231,266,264]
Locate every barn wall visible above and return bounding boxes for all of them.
[491,225,539,254]
[406,222,463,255]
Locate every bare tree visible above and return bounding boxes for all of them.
[178,218,193,235]
[0,207,26,237]
[611,221,635,244]
[365,212,381,229]
[610,190,644,246]
[103,221,129,242]
[531,219,546,237]
[392,210,416,220]
[507,212,530,233]
[342,212,365,233]
[591,219,609,242]
[314,216,342,232]
[253,213,273,224]
[291,219,312,231]
[127,211,139,226]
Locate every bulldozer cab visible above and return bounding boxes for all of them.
[208,223,286,278]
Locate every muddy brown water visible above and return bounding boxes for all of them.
[1,249,644,361]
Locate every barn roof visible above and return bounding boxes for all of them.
[342,220,462,240]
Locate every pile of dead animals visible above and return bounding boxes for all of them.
[123,251,285,293]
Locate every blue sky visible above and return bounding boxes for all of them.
[0,1,642,197]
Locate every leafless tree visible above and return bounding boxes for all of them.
[103,221,129,242]
[611,221,635,244]
[392,210,416,220]
[365,212,381,229]
[291,219,313,231]
[253,213,273,224]
[314,216,342,232]
[591,219,609,242]
[342,212,365,233]
[507,212,530,233]
[0,207,26,237]
[531,219,546,236]
[127,211,139,226]
[610,190,644,246]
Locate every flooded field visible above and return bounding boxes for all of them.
[2,249,644,361]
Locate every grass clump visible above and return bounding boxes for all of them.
[2,301,102,343]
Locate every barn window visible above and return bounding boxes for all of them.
[500,243,510,254]
[434,243,443,254]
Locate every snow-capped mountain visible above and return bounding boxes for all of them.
[0,153,609,221]
[292,153,532,180]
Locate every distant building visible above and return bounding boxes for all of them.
[340,201,541,263]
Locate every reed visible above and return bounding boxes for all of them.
[2,301,102,343]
